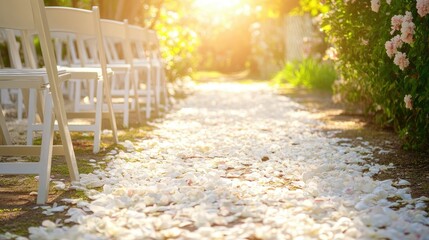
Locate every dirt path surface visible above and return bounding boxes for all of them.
[281,87,429,199]
[1,81,429,239]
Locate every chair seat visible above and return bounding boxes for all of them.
[78,63,131,71]
[58,66,113,79]
[0,69,70,88]
[24,65,119,153]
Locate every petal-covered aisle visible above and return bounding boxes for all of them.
[30,82,429,239]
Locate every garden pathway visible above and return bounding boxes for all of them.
[29,82,429,239]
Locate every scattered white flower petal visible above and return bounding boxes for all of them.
[396,179,411,186]
[23,82,429,239]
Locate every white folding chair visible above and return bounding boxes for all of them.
[146,30,170,114]
[24,6,119,153]
[127,24,155,120]
[99,19,145,126]
[0,0,79,204]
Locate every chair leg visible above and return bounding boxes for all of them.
[161,69,169,109]
[36,88,44,122]
[68,81,75,101]
[146,67,151,120]
[123,70,130,128]
[104,73,118,144]
[0,104,11,145]
[36,90,55,204]
[93,79,103,154]
[132,69,141,124]
[26,89,37,145]
[22,88,30,120]
[155,66,161,116]
[74,80,81,112]
[0,89,12,104]
[49,80,79,182]
[89,80,95,106]
[17,89,23,121]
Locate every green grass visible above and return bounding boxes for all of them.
[273,58,337,92]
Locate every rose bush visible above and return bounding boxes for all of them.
[322,0,429,150]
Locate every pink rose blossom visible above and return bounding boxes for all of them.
[404,94,413,110]
[403,11,413,23]
[400,21,415,44]
[390,15,403,34]
[325,47,338,61]
[385,41,395,58]
[393,52,410,70]
[385,35,402,58]
[371,0,380,12]
[417,0,429,17]
[392,35,403,48]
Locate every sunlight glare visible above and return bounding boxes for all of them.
[194,0,241,10]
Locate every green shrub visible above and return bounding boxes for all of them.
[154,9,200,83]
[322,0,429,150]
[273,58,337,91]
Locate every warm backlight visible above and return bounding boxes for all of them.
[194,0,241,10]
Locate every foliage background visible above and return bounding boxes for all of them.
[321,0,429,150]
[40,0,301,79]
[42,0,198,82]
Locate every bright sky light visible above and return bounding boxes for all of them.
[193,0,242,10]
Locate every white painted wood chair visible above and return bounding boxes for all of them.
[52,17,144,128]
[129,28,170,115]
[127,24,155,120]
[0,0,79,204]
[147,30,170,113]
[24,6,119,153]
[99,19,145,126]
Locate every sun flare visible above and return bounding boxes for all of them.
[194,0,242,10]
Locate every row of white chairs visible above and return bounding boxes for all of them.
[0,0,169,204]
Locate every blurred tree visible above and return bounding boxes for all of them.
[44,0,94,9]
[41,0,314,78]
[43,0,198,82]
[249,0,300,18]
[96,0,164,28]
